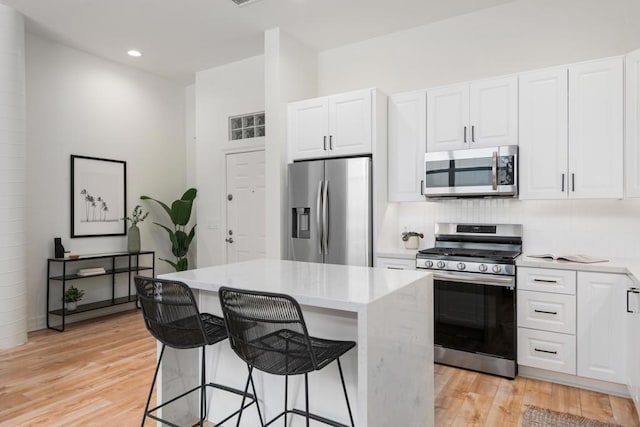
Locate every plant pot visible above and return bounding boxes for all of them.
[65,301,77,311]
[404,235,419,250]
[128,224,141,253]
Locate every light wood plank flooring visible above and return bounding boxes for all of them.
[0,310,638,426]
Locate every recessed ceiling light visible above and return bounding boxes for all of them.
[127,50,142,58]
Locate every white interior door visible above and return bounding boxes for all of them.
[226,150,266,263]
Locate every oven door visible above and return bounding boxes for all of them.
[424,145,518,197]
[434,271,516,361]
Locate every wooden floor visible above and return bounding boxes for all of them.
[0,310,638,426]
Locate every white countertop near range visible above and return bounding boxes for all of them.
[517,255,640,285]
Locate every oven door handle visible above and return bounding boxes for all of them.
[433,272,515,289]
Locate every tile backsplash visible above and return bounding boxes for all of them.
[378,198,640,259]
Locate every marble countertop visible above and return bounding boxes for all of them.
[159,258,431,312]
[517,255,640,286]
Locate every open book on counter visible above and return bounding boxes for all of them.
[527,254,608,264]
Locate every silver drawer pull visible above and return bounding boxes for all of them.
[534,348,558,355]
[534,309,558,315]
[533,278,558,284]
[387,267,404,270]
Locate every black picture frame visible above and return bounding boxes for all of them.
[71,155,127,238]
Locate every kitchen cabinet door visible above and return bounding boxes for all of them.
[568,57,623,199]
[577,272,629,384]
[625,49,640,197]
[388,91,426,202]
[328,89,372,157]
[627,286,640,415]
[518,68,568,200]
[288,97,329,161]
[469,76,518,148]
[427,83,469,152]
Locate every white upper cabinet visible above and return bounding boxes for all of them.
[625,49,640,197]
[288,89,373,161]
[568,57,623,199]
[519,67,569,200]
[427,84,468,152]
[469,76,518,148]
[519,58,623,200]
[427,76,517,152]
[577,271,629,384]
[388,90,427,202]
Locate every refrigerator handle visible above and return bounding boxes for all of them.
[322,180,329,254]
[316,180,323,255]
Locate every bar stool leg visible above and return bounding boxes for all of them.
[304,373,310,427]
[142,344,166,427]
[284,375,288,427]
[249,372,264,426]
[236,364,254,427]
[200,345,206,426]
[337,358,355,427]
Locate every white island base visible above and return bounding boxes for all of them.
[157,259,434,427]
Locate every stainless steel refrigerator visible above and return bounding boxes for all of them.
[288,157,372,266]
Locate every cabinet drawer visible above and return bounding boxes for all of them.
[517,267,576,294]
[518,328,576,375]
[518,290,576,334]
[375,257,416,270]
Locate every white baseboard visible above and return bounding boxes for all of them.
[518,365,630,397]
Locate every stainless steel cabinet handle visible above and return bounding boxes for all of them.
[491,152,498,190]
[572,173,575,192]
[471,125,475,142]
[534,278,558,283]
[316,181,323,255]
[323,136,327,151]
[561,173,565,192]
[534,348,558,355]
[463,126,467,143]
[322,180,329,255]
[420,179,424,196]
[329,135,333,150]
[534,309,558,315]
[627,288,640,313]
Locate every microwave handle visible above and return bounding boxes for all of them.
[492,151,498,190]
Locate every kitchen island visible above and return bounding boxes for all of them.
[157,259,434,427]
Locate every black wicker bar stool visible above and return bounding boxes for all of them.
[218,287,356,427]
[134,276,262,427]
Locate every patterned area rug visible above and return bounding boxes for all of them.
[522,406,622,427]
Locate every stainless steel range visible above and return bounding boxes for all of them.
[416,223,522,379]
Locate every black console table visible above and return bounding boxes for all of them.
[46,251,155,332]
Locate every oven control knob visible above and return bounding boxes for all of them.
[479,264,488,272]
[457,262,466,271]
[424,260,434,268]
[436,261,446,269]
[492,265,502,273]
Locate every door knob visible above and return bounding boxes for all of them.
[225,237,234,243]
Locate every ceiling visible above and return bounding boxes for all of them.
[0,0,515,83]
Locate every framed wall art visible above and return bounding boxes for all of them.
[71,155,126,238]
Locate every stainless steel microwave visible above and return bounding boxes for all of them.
[423,145,518,198]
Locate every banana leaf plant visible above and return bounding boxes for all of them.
[141,188,197,271]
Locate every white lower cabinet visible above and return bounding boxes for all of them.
[577,271,629,384]
[518,328,577,374]
[518,267,630,387]
[375,256,416,270]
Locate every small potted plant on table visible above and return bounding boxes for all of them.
[64,285,85,311]
[401,231,424,250]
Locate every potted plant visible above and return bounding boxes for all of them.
[123,205,149,253]
[401,231,424,250]
[64,285,85,311]
[141,188,197,271]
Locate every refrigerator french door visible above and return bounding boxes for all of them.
[288,157,372,267]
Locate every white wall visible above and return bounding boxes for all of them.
[26,33,186,330]
[195,55,265,268]
[264,28,318,259]
[316,0,640,259]
[318,0,640,95]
